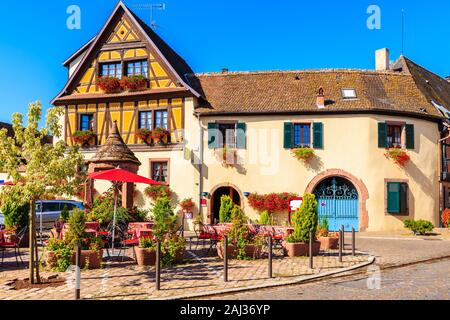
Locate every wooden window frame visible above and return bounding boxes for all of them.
[149,159,170,186]
[214,120,238,149]
[78,113,95,132]
[384,178,410,216]
[125,59,149,77]
[99,62,122,79]
[138,108,169,131]
[386,121,407,149]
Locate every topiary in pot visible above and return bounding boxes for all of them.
[258,210,272,225]
[316,217,338,250]
[151,196,177,241]
[284,193,320,257]
[135,237,156,266]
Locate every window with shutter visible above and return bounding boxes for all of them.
[313,122,323,149]
[378,122,387,148]
[387,182,409,215]
[405,124,415,150]
[236,123,247,149]
[207,123,219,149]
[284,123,293,149]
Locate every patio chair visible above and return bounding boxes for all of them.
[192,223,211,251]
[0,226,28,267]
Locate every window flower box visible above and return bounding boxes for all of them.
[136,128,152,145]
[384,148,410,167]
[144,185,172,201]
[151,127,170,145]
[120,75,148,92]
[292,147,315,162]
[96,76,122,94]
[73,130,96,147]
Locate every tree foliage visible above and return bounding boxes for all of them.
[287,193,319,243]
[219,195,234,223]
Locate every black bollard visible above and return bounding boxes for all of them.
[75,243,81,300]
[309,231,313,269]
[338,230,343,263]
[341,225,345,250]
[268,235,273,278]
[156,240,161,291]
[352,227,356,256]
[224,235,228,282]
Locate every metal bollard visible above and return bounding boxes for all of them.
[341,225,345,250]
[156,240,161,291]
[352,227,356,256]
[75,243,81,300]
[338,230,343,263]
[224,235,228,282]
[309,232,313,269]
[268,235,273,278]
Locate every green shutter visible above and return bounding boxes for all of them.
[378,123,387,148]
[236,122,247,149]
[207,123,219,149]
[405,124,415,150]
[313,122,323,149]
[284,122,293,149]
[387,182,401,214]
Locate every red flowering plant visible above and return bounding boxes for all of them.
[136,128,152,145]
[180,198,195,212]
[151,127,170,144]
[72,130,96,146]
[384,148,410,167]
[120,75,148,92]
[442,208,450,228]
[248,192,298,214]
[145,185,172,201]
[96,76,122,93]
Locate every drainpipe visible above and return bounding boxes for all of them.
[196,113,204,222]
[438,122,450,227]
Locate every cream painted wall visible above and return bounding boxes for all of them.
[198,113,441,231]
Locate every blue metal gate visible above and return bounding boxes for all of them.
[314,177,359,232]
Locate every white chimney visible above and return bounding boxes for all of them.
[375,48,390,71]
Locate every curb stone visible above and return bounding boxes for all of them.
[158,254,375,300]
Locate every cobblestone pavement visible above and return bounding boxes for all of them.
[0,246,369,300]
[211,258,450,300]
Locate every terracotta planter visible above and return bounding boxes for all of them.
[244,244,263,259]
[175,249,185,263]
[45,251,59,269]
[135,247,156,266]
[283,241,321,257]
[71,250,103,269]
[318,236,339,250]
[217,242,236,259]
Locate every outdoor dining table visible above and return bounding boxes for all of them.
[134,228,153,239]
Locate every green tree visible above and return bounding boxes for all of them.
[151,196,177,241]
[0,201,29,232]
[219,195,234,223]
[287,193,319,243]
[258,210,271,225]
[228,205,249,260]
[60,205,70,222]
[0,101,85,284]
[65,208,87,248]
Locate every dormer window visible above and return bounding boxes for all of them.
[100,62,122,79]
[341,88,357,99]
[126,60,148,77]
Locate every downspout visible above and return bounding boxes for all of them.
[438,121,450,227]
[196,112,204,223]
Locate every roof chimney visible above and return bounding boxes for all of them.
[221,68,229,74]
[375,48,390,71]
[445,76,450,83]
[316,87,325,109]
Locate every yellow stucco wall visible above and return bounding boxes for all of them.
[198,113,441,231]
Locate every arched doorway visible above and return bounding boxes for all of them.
[210,186,241,224]
[313,177,360,231]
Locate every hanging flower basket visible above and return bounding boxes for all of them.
[144,185,172,201]
[384,148,410,167]
[96,76,122,93]
[292,148,315,162]
[136,128,152,145]
[120,75,148,92]
[73,130,96,146]
[180,198,195,212]
[151,127,170,145]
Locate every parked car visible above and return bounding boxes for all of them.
[0,200,84,230]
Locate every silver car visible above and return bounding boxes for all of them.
[0,200,85,230]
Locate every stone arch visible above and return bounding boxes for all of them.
[305,169,370,231]
[208,183,244,224]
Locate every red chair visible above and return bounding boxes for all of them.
[0,226,28,267]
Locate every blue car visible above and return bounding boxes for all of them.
[0,200,84,230]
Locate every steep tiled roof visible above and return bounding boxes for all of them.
[188,60,448,120]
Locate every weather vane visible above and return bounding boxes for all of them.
[133,3,166,30]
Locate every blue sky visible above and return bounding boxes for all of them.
[0,0,450,123]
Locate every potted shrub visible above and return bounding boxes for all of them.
[316,218,339,250]
[151,196,178,240]
[120,75,148,92]
[135,237,156,266]
[219,195,234,223]
[144,185,172,201]
[151,127,170,145]
[1,201,30,247]
[96,76,122,93]
[65,208,103,269]
[258,210,272,225]
[161,234,186,266]
[283,193,321,257]
[404,219,434,236]
[45,238,73,272]
[73,130,96,147]
[441,208,450,228]
[292,148,315,162]
[136,128,152,145]
[384,148,410,167]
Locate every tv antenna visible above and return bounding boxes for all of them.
[401,9,405,55]
[134,3,166,30]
